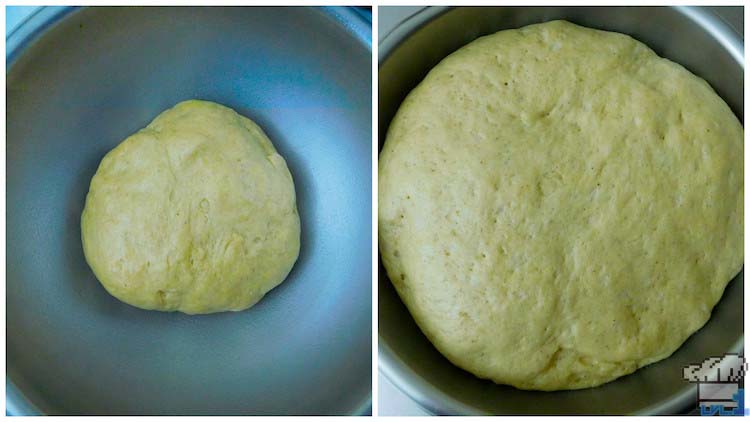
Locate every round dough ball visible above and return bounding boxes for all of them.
[82,100,300,314]
[379,21,743,390]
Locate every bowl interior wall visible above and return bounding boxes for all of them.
[8,6,372,415]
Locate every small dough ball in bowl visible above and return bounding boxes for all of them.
[82,100,300,314]
[379,21,743,391]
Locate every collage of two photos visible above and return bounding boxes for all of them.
[5,4,745,416]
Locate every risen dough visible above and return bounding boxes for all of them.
[82,100,300,314]
[379,21,743,390]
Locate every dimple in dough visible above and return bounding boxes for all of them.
[379,21,743,390]
[82,100,300,314]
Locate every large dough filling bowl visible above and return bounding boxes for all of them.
[378,6,743,415]
[7,6,372,415]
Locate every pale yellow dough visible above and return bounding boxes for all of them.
[82,100,300,314]
[379,21,743,390]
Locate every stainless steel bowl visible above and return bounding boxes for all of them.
[378,6,743,415]
[7,6,371,415]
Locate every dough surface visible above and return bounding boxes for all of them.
[379,21,743,390]
[82,100,300,314]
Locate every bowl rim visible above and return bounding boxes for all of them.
[377,5,744,416]
[7,6,373,67]
[6,5,372,416]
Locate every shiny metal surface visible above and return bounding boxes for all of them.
[378,6,743,415]
[7,6,372,415]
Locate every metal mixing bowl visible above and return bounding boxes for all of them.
[7,6,371,415]
[378,6,743,415]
